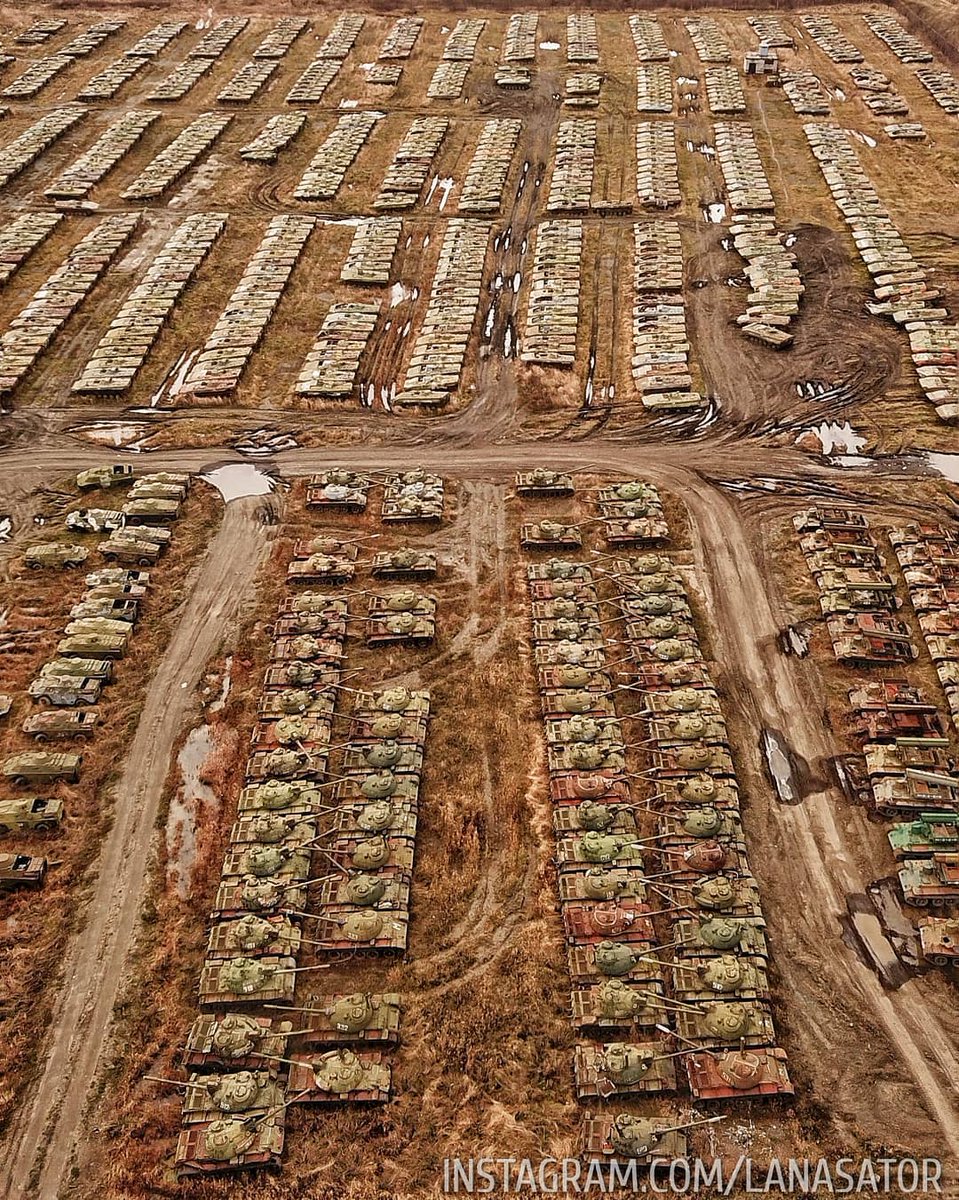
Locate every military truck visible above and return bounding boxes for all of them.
[123,497,180,525]
[23,709,99,743]
[2,751,82,786]
[99,534,163,566]
[0,852,48,890]
[23,544,89,570]
[0,796,64,834]
[76,464,134,491]
[28,674,101,707]
[65,508,126,533]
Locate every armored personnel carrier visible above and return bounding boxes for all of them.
[175,1115,284,1179]
[520,520,583,550]
[574,1039,677,1098]
[898,854,959,906]
[198,955,297,1008]
[301,992,402,1048]
[24,543,89,570]
[289,1048,391,1103]
[38,658,111,686]
[100,534,162,566]
[70,596,139,624]
[130,477,188,501]
[86,567,150,590]
[306,471,369,512]
[28,674,101,707]
[686,1045,793,1101]
[64,615,133,640]
[76,464,134,490]
[2,752,82,785]
[0,852,47,889]
[0,795,64,834]
[122,497,181,525]
[183,1013,293,1072]
[57,632,127,659]
[793,506,867,534]
[515,468,575,496]
[65,508,126,533]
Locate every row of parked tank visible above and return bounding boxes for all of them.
[0,468,189,889]
[520,479,791,1170]
[173,525,433,1177]
[517,475,670,551]
[795,506,917,665]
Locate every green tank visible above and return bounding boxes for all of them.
[23,544,89,570]
[310,1048,391,1096]
[304,992,402,1047]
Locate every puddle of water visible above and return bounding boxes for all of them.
[166,725,219,898]
[200,464,276,502]
[762,728,799,803]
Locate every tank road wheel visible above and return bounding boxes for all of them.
[138,556,153,567]
[35,821,55,832]
[14,776,28,786]
[33,733,48,744]
[910,896,930,908]
[36,695,51,707]
[929,954,951,967]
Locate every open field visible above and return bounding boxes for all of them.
[0,4,958,1200]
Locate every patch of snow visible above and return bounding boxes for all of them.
[73,421,150,450]
[200,464,276,502]
[339,99,359,109]
[926,452,959,483]
[0,517,11,542]
[540,41,560,50]
[847,129,878,148]
[704,203,727,224]
[785,233,797,247]
[389,282,413,307]
[425,175,439,204]
[436,177,454,211]
[799,421,868,456]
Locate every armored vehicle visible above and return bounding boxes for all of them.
[182,1070,284,1123]
[76,464,134,490]
[674,999,778,1049]
[515,468,575,496]
[0,852,48,889]
[313,906,410,954]
[207,915,302,960]
[71,595,139,623]
[574,1039,677,1098]
[288,1048,391,1103]
[286,554,356,585]
[370,549,438,579]
[562,896,654,945]
[686,1045,793,1101]
[2,752,82,785]
[23,709,99,743]
[604,517,670,547]
[570,977,664,1033]
[65,508,126,533]
[553,799,636,835]
[580,1113,698,1166]
[237,779,321,815]
[889,812,959,858]
[672,953,770,1004]
[520,520,583,549]
[366,610,435,646]
[0,796,63,834]
[141,471,190,488]
[381,470,444,522]
[550,769,630,805]
[306,472,369,512]
[122,497,180,525]
[673,916,768,961]
[793,506,867,534]
[64,615,133,640]
[100,534,162,565]
[0,695,10,720]
[898,854,959,906]
[918,917,959,967]
[680,874,765,919]
[23,544,89,570]
[198,955,297,1008]
[86,567,150,588]
[183,1013,293,1072]
[302,992,402,1048]
[556,830,644,871]
[40,657,113,681]
[28,674,101,707]
[568,939,665,992]
[130,478,187,501]
[558,865,647,906]
[174,1114,284,1178]
[57,632,127,659]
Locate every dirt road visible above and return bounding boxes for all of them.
[0,493,276,1200]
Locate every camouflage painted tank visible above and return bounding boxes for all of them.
[245,747,324,782]
[580,1113,691,1166]
[674,916,768,961]
[371,548,438,578]
[183,1013,293,1072]
[302,992,402,1047]
[550,741,625,773]
[237,779,321,814]
[207,915,301,960]
[674,998,777,1049]
[574,1039,677,1098]
[258,689,334,722]
[212,873,307,919]
[289,1048,391,1103]
[331,799,418,842]
[183,1070,284,1122]
[230,811,316,846]
[520,520,583,549]
[553,799,635,835]
[558,865,647,904]
[918,917,959,967]
[686,1046,793,1101]
[673,953,770,1003]
[556,830,644,870]
[222,843,312,881]
[516,468,575,496]
[888,812,959,858]
[198,955,297,1008]
[174,1114,284,1178]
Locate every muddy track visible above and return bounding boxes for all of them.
[0,494,277,1200]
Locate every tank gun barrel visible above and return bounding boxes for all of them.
[655,1023,720,1059]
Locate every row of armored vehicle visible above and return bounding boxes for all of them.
[546,120,596,213]
[794,506,917,665]
[522,219,583,368]
[635,122,681,208]
[727,214,803,349]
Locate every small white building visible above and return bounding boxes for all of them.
[744,42,780,76]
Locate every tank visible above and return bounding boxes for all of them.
[288,1048,391,1102]
[520,520,583,549]
[22,709,99,743]
[556,831,644,870]
[65,508,126,533]
[898,854,959,906]
[229,811,316,846]
[182,1070,284,1123]
[675,999,777,1049]
[287,554,356,584]
[673,953,770,1003]
[198,955,297,1008]
[553,800,636,835]
[99,534,161,565]
[370,549,438,578]
[550,770,630,805]
[686,1045,793,1100]
[207,915,301,959]
[0,852,48,889]
[580,1113,689,1166]
[174,1114,285,1178]
[23,544,89,570]
[515,468,575,496]
[301,992,402,1047]
[76,464,135,490]
[251,715,331,750]
[245,747,326,782]
[918,917,959,967]
[599,481,660,505]
[330,799,418,842]
[549,742,625,773]
[673,917,769,961]
[888,812,959,858]
[604,517,670,546]
[574,1039,677,1098]
[568,939,664,990]
[381,472,445,522]
[306,471,369,512]
[237,779,321,814]
[558,865,647,905]
[183,1014,293,1072]
[28,675,101,708]
[570,977,663,1032]
[0,796,64,834]
[366,610,435,645]
[258,689,335,722]
[562,897,655,945]
[2,752,82,785]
